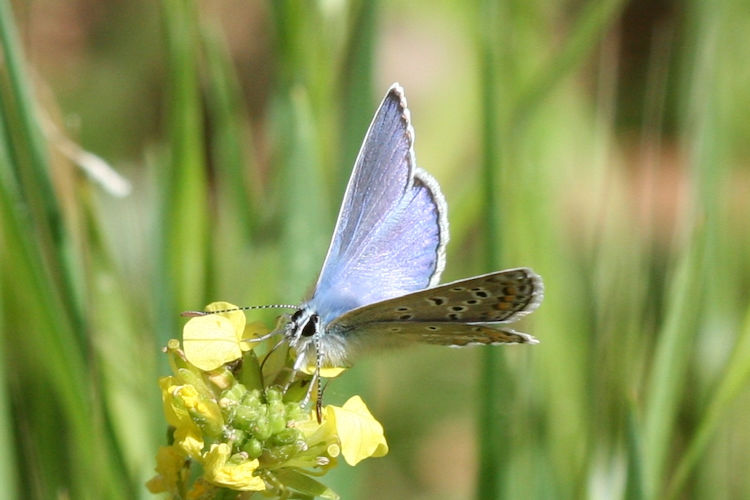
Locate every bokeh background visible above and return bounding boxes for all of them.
[2,0,750,498]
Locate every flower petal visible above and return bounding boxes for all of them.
[205,302,245,336]
[146,445,186,494]
[329,396,388,465]
[202,443,266,491]
[174,424,204,459]
[183,315,243,371]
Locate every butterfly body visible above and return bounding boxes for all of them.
[283,84,543,373]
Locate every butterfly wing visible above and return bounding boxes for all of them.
[315,321,538,368]
[378,323,538,345]
[331,268,543,326]
[315,268,542,361]
[307,84,449,323]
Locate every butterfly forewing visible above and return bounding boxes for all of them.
[306,84,449,323]
[329,268,543,329]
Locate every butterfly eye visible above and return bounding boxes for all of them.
[301,314,319,337]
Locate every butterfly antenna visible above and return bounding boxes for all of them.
[181,304,298,317]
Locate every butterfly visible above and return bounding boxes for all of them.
[284,83,544,382]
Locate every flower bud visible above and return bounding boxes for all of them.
[240,438,263,459]
[271,428,302,446]
[252,416,271,441]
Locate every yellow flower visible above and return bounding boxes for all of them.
[202,443,266,491]
[159,377,205,458]
[146,445,186,495]
[299,395,388,466]
[183,302,246,371]
[174,423,204,459]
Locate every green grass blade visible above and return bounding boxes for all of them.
[0,0,54,211]
[0,342,17,500]
[337,0,378,191]
[0,0,82,328]
[641,228,705,498]
[0,102,20,500]
[666,304,750,499]
[201,20,260,238]
[511,0,627,126]
[273,86,328,301]
[157,0,208,334]
[625,398,645,500]
[475,0,509,497]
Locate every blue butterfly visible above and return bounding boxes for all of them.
[284,84,543,380]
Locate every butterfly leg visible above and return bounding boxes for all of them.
[314,332,324,422]
[281,322,308,392]
[298,333,324,422]
[282,359,302,393]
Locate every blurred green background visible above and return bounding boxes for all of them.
[2,0,750,498]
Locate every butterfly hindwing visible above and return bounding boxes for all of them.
[317,322,536,366]
[359,322,536,346]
